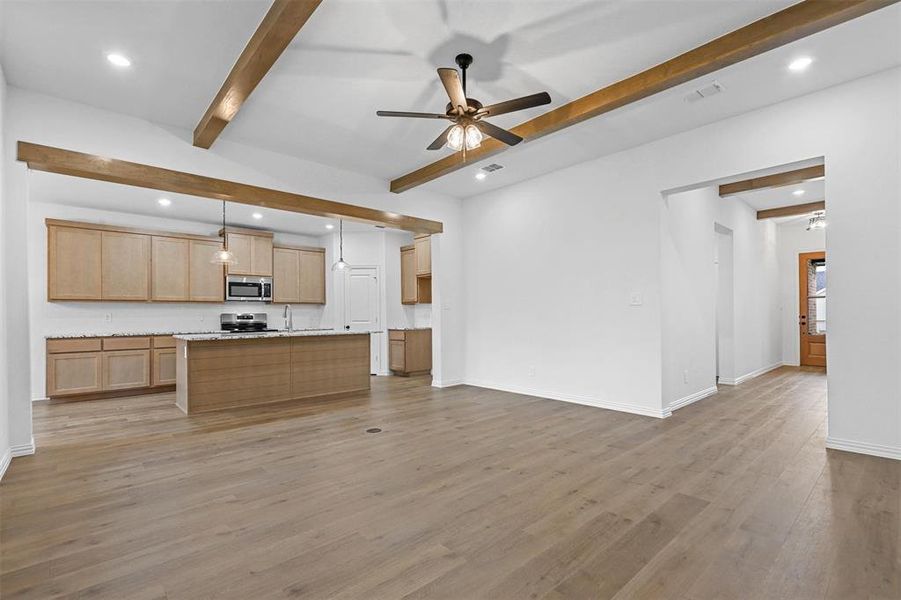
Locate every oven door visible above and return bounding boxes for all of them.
[226,280,264,302]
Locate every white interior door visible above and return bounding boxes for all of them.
[344,267,380,374]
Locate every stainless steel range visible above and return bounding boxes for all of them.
[220,313,279,333]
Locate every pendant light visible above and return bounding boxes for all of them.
[211,200,237,266]
[332,219,350,271]
[807,211,827,231]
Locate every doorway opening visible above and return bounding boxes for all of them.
[799,251,827,367]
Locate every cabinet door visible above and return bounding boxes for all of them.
[103,350,151,391]
[152,348,177,387]
[389,340,406,372]
[298,250,326,304]
[251,235,273,276]
[414,235,431,276]
[400,247,417,305]
[151,236,190,301]
[190,240,225,302]
[273,248,301,303]
[47,352,103,396]
[48,226,102,300]
[102,231,151,300]
[225,233,253,275]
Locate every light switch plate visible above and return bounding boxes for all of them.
[629,292,643,306]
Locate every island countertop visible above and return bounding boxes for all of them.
[174,329,381,342]
[175,331,372,414]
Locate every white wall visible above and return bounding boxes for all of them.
[0,62,12,478]
[3,87,464,452]
[463,66,901,457]
[660,186,780,410]
[777,221,826,365]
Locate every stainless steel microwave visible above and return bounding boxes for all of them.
[226,275,272,303]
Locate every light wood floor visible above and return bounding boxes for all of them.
[1,367,898,599]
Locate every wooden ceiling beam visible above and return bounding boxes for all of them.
[390,0,897,193]
[18,142,442,234]
[193,0,323,149]
[757,200,825,220]
[719,165,825,196]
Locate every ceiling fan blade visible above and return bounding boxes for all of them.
[427,125,455,150]
[479,92,551,117]
[437,68,467,113]
[476,121,523,147]
[376,110,450,119]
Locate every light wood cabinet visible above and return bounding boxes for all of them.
[414,235,431,276]
[401,246,417,305]
[103,350,151,391]
[102,231,151,301]
[47,352,103,396]
[48,225,102,300]
[298,249,326,304]
[152,348,177,387]
[273,246,326,304]
[273,247,301,303]
[152,236,190,301]
[388,329,432,376]
[189,240,225,302]
[224,230,273,276]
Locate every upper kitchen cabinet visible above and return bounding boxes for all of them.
[273,246,326,304]
[400,245,417,305]
[189,240,225,302]
[151,236,190,302]
[101,231,151,301]
[414,235,431,276]
[48,223,102,300]
[222,228,273,277]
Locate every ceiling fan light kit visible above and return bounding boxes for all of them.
[377,53,550,153]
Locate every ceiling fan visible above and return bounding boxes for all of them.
[376,53,551,152]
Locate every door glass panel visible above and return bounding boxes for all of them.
[807,259,826,335]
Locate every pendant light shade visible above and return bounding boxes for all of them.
[211,200,238,265]
[332,219,351,271]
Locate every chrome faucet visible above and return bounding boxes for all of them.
[283,304,293,331]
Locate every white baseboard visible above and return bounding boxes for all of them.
[432,379,464,388]
[826,436,901,461]
[32,397,49,402]
[464,379,669,418]
[0,437,35,483]
[0,448,10,482]
[669,386,717,412]
[718,362,782,386]
[12,437,35,457]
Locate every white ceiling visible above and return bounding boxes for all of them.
[1,0,899,200]
[737,178,825,212]
[27,171,384,236]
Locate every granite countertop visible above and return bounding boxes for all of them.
[46,330,222,340]
[174,330,380,342]
[388,327,432,331]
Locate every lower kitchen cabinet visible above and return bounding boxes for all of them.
[46,335,177,399]
[47,352,103,396]
[103,350,151,391]
[152,348,177,387]
[388,329,432,376]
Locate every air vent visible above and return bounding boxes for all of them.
[481,163,504,173]
[685,81,725,103]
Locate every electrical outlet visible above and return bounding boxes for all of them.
[528,366,536,377]
[199,315,205,322]
[683,369,689,384]
[629,291,643,306]
[104,313,112,322]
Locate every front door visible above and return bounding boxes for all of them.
[344,266,381,374]
[799,251,827,367]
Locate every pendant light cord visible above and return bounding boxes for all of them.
[222,200,228,250]
[339,220,344,260]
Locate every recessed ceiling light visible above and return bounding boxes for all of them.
[793,189,805,197]
[252,212,263,220]
[475,172,487,181]
[788,56,813,72]
[325,224,335,230]
[157,198,171,207]
[106,53,132,68]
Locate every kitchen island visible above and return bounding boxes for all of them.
[174,330,371,414]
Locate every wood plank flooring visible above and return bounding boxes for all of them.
[1,367,898,599]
